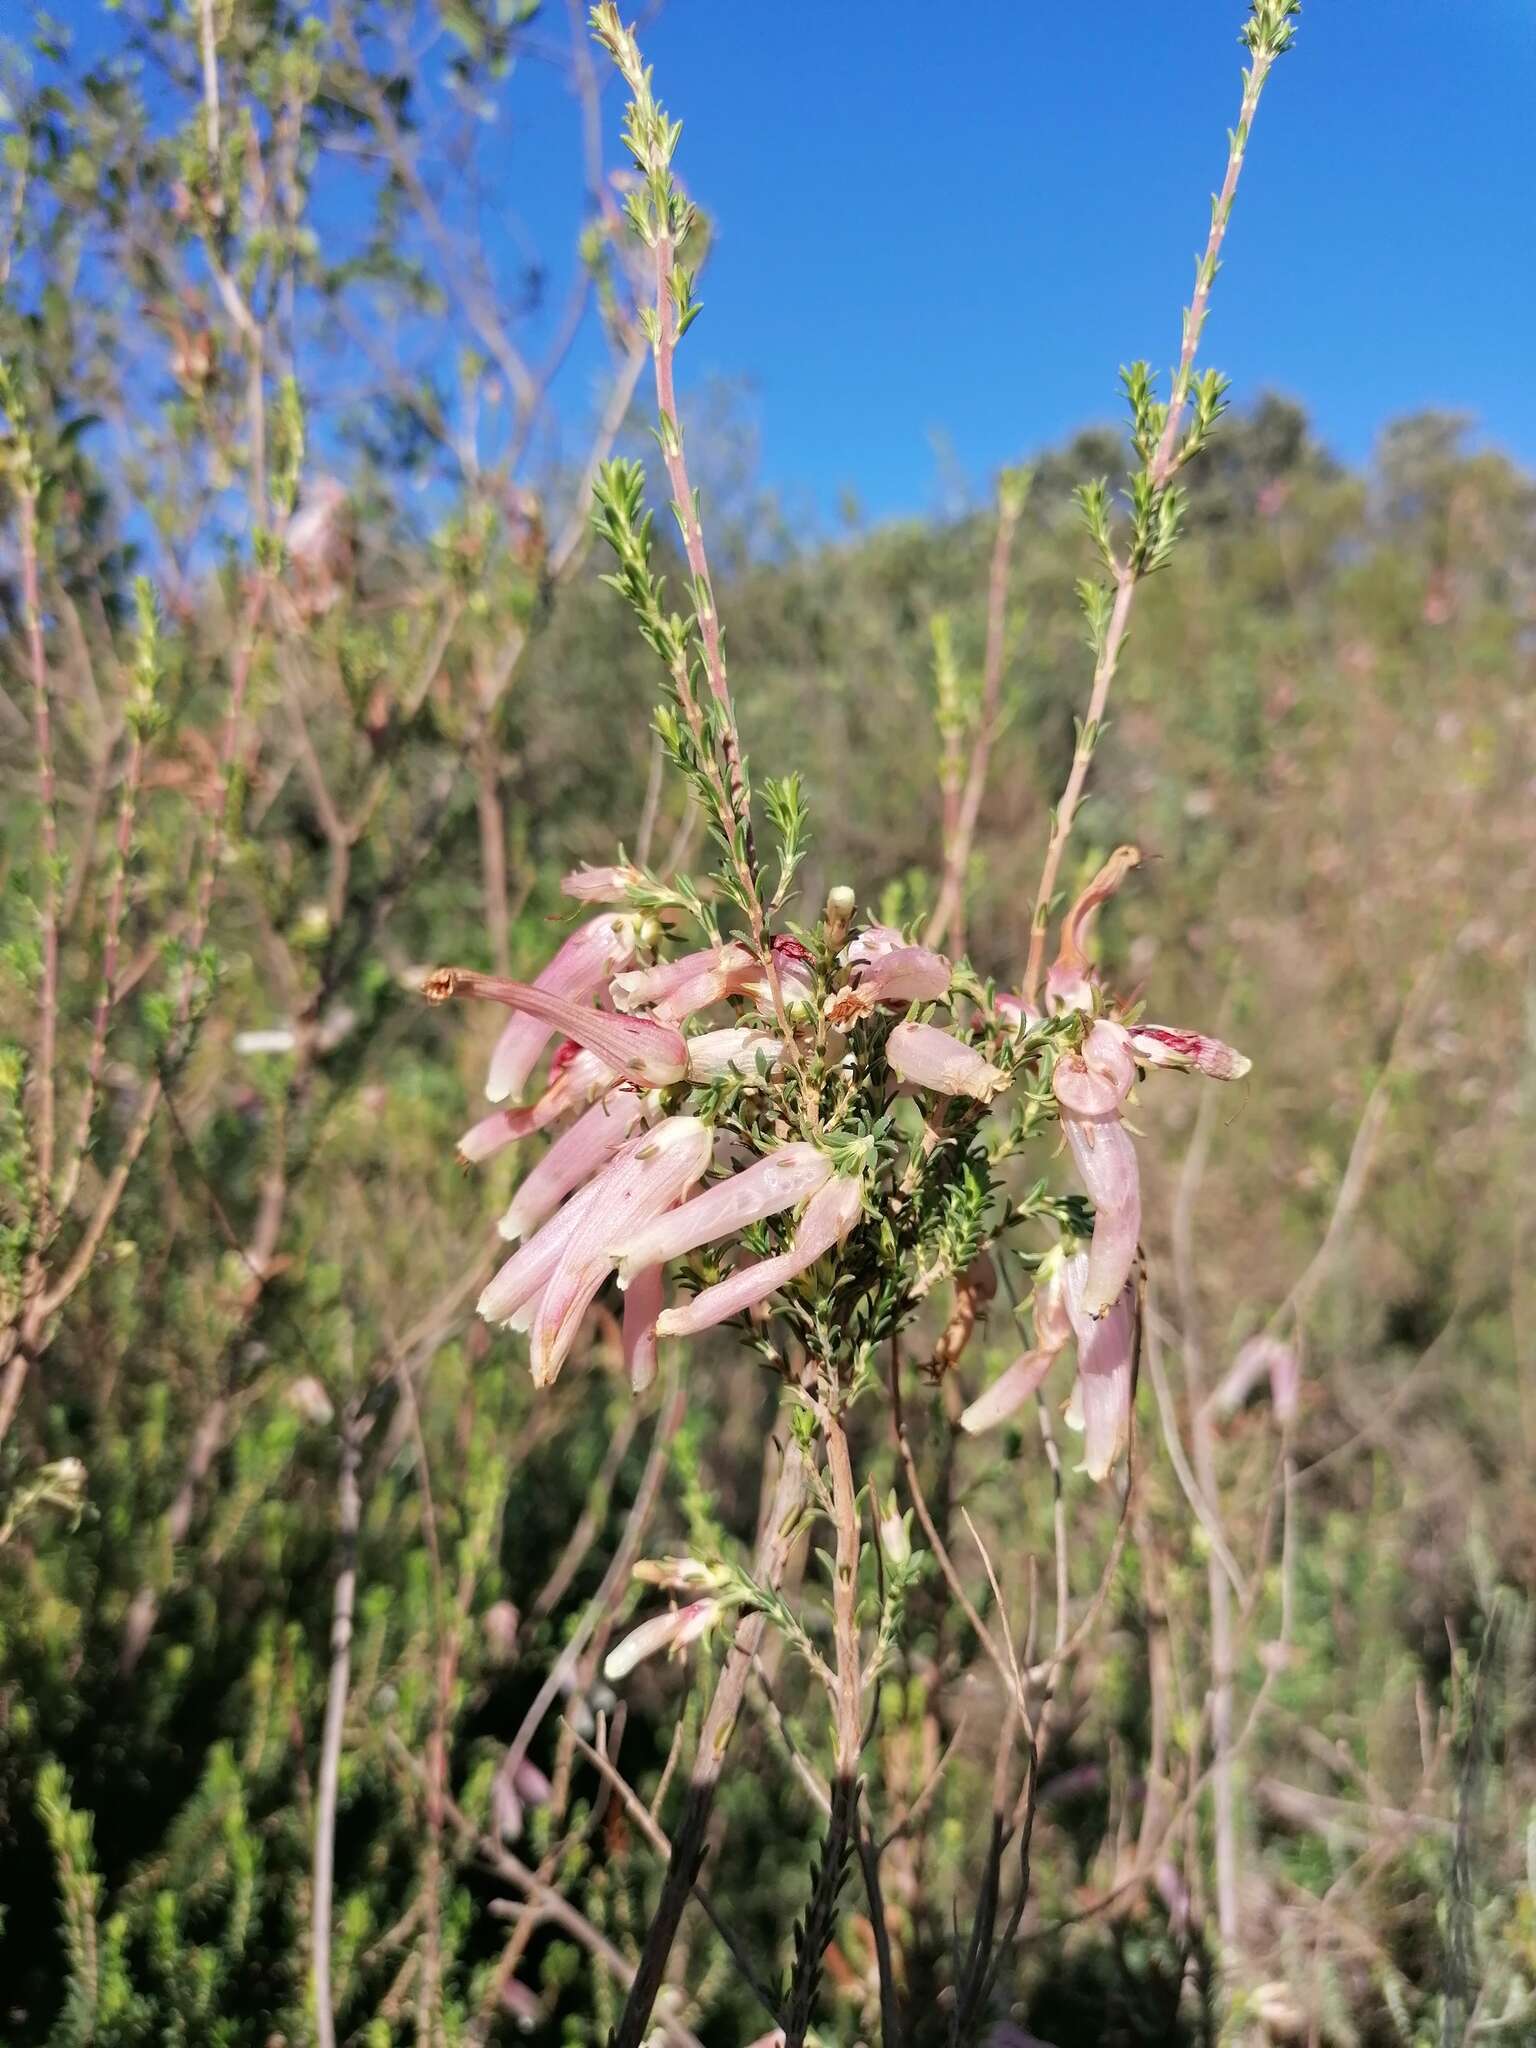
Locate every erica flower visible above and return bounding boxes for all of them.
[612,1142,834,1285]
[887,1020,1008,1102]
[498,1085,649,1242]
[604,1598,722,1681]
[1061,1253,1137,1480]
[561,862,644,902]
[655,1173,863,1337]
[683,1026,785,1083]
[529,1117,713,1385]
[745,933,818,1013]
[1129,1025,1251,1082]
[621,1262,665,1391]
[1045,844,1141,1015]
[1053,1018,1140,1317]
[480,914,639,1103]
[611,942,757,1022]
[960,1258,1073,1434]
[826,943,952,1027]
[428,967,687,1090]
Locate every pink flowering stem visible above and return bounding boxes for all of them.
[886,1020,1007,1102]
[531,1118,713,1385]
[622,1262,665,1392]
[655,1174,862,1338]
[613,1142,833,1285]
[479,914,636,1103]
[499,1086,648,1242]
[427,966,687,1089]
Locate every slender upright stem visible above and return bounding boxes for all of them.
[1021,39,1282,1006]
[313,1411,363,2048]
[610,1433,812,2048]
[20,489,60,1216]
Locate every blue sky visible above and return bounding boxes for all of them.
[32,1,1536,529]
[572,0,1535,523]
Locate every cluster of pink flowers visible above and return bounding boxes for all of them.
[437,844,1248,1488]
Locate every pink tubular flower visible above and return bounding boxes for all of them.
[611,944,755,1021]
[440,970,687,1090]
[478,1137,640,1326]
[738,934,818,1015]
[530,1117,713,1385]
[1212,1333,1300,1424]
[561,862,643,902]
[683,1027,785,1084]
[655,1173,863,1338]
[960,1259,1072,1434]
[603,1597,721,1681]
[498,1086,648,1242]
[612,1142,834,1286]
[458,1107,522,1165]
[886,1020,1008,1102]
[959,1348,1057,1434]
[1129,1025,1252,1082]
[484,915,638,1103]
[1062,1253,1137,1480]
[622,1263,665,1392]
[843,924,904,965]
[1045,844,1141,1015]
[853,944,951,1005]
[1053,1020,1140,1317]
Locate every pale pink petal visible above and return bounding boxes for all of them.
[887,1020,1007,1102]
[854,944,951,1005]
[683,1027,785,1084]
[613,1143,833,1285]
[622,1262,665,1392]
[655,1174,863,1337]
[486,915,638,1102]
[561,863,643,902]
[1062,1114,1141,1316]
[1130,1025,1252,1082]
[530,1118,713,1385]
[959,1347,1057,1434]
[499,1087,648,1242]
